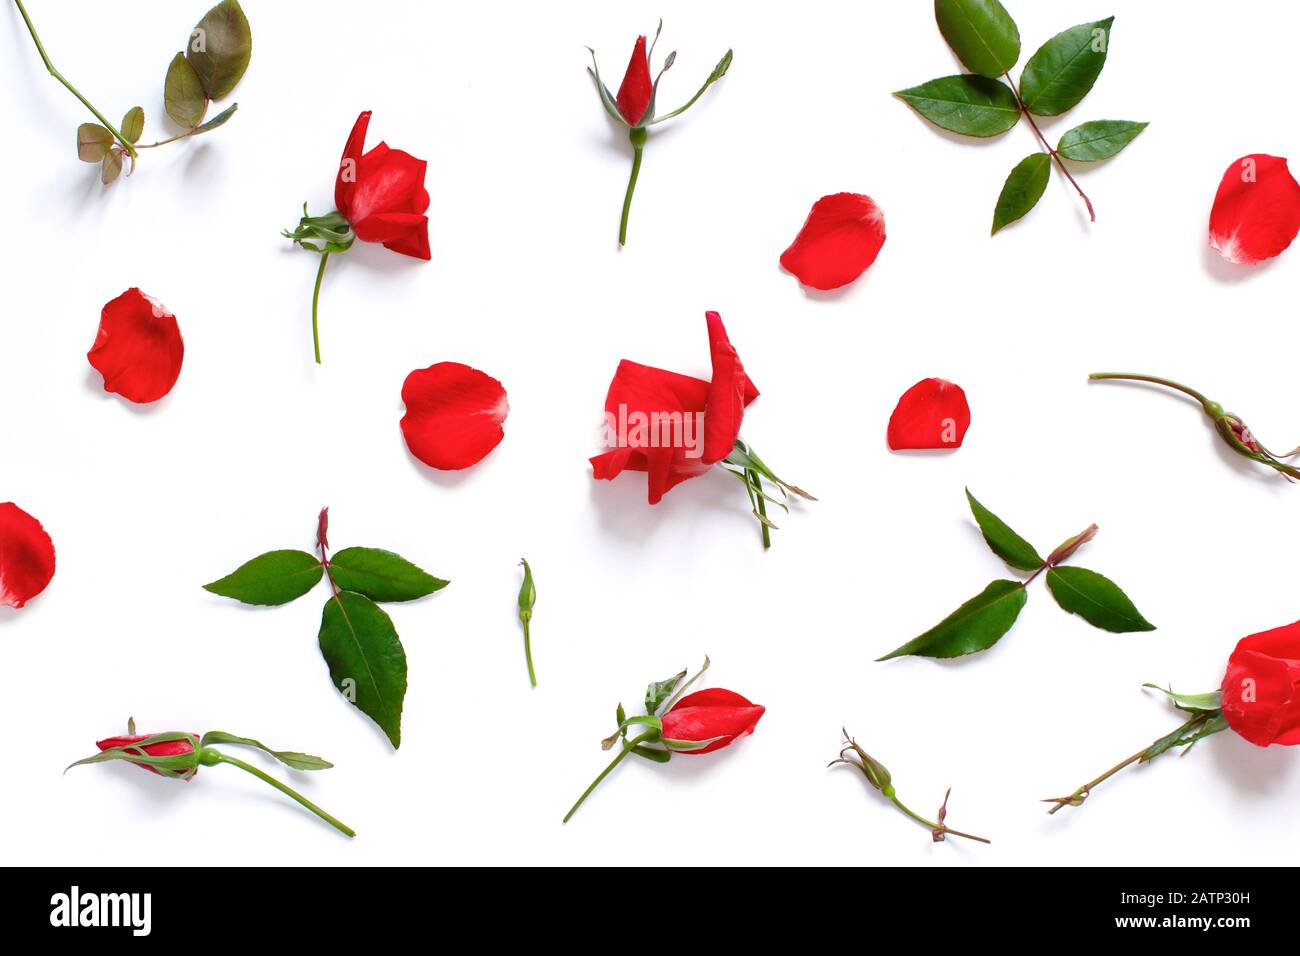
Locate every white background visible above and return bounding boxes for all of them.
[2,0,1298,866]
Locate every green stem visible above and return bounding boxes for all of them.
[889,794,990,844]
[618,127,647,246]
[751,470,771,549]
[13,0,137,158]
[1003,72,1091,220]
[1046,712,1211,815]
[135,130,199,150]
[311,251,330,365]
[215,753,354,837]
[1088,373,1214,409]
[563,731,655,823]
[522,619,536,688]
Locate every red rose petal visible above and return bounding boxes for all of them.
[401,363,509,470]
[0,503,56,609]
[616,35,652,126]
[702,311,754,464]
[1208,154,1300,265]
[780,192,887,290]
[887,378,970,450]
[335,111,431,261]
[86,288,184,404]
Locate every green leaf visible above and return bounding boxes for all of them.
[199,731,333,770]
[318,591,407,748]
[328,547,448,603]
[165,52,207,128]
[934,0,1021,78]
[631,745,672,763]
[965,489,1043,571]
[121,106,144,144]
[992,152,1050,234]
[101,148,123,185]
[193,103,238,134]
[203,549,323,605]
[878,580,1027,660]
[77,123,113,162]
[1045,566,1155,633]
[894,74,1020,137]
[645,669,687,715]
[1018,17,1114,116]
[647,48,732,125]
[187,0,252,100]
[1142,685,1222,713]
[1057,119,1146,161]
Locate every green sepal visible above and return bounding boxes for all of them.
[1142,685,1222,713]
[199,731,333,770]
[648,49,732,125]
[631,745,672,763]
[965,488,1043,571]
[645,669,687,715]
[662,735,726,752]
[1142,713,1228,762]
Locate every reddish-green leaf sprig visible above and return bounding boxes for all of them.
[830,729,990,844]
[1089,373,1300,481]
[16,0,250,185]
[895,2,1146,234]
[877,489,1154,661]
[203,508,448,749]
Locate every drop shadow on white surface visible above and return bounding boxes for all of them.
[786,263,881,304]
[82,367,170,416]
[1208,732,1296,798]
[587,466,743,543]
[401,439,483,489]
[1201,241,1278,283]
[180,141,220,182]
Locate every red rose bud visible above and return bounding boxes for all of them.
[1220,620,1300,747]
[283,110,430,363]
[587,22,732,244]
[563,662,760,822]
[660,688,764,753]
[616,35,653,126]
[591,312,813,548]
[0,502,56,609]
[70,721,355,836]
[1090,373,1300,480]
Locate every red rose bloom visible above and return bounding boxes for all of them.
[0,502,56,609]
[780,193,887,291]
[1208,154,1300,265]
[400,362,509,470]
[616,35,653,126]
[887,378,970,450]
[1220,620,1300,747]
[96,732,199,778]
[591,311,757,505]
[660,688,765,754]
[87,288,184,404]
[335,110,431,260]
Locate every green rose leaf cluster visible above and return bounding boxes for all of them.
[203,508,448,749]
[878,489,1154,661]
[896,1,1146,233]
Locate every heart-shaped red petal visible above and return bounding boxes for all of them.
[401,363,509,470]
[0,503,55,609]
[1209,154,1300,265]
[887,378,970,450]
[780,193,887,291]
[87,288,184,404]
